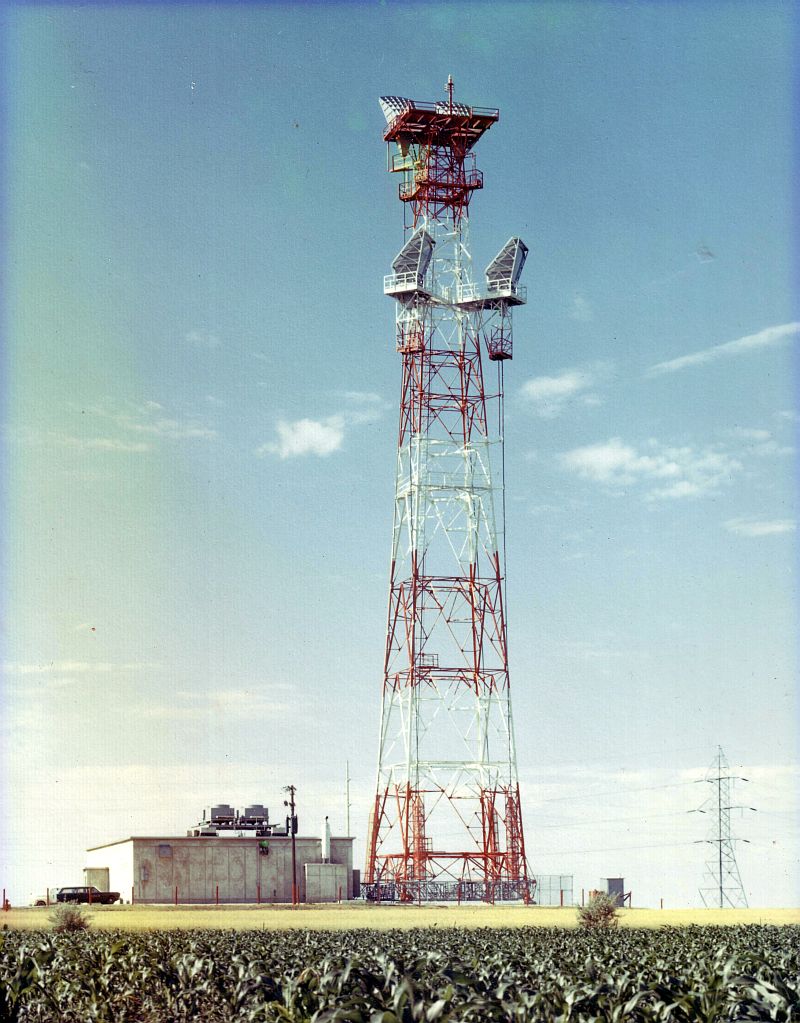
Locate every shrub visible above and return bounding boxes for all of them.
[577,892,619,929]
[50,903,90,932]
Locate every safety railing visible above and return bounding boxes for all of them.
[456,281,527,304]
[384,271,426,294]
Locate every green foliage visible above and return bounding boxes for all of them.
[49,903,90,933]
[577,892,620,930]
[0,925,798,1021]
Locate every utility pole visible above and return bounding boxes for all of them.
[694,746,754,908]
[283,785,298,905]
[345,760,351,838]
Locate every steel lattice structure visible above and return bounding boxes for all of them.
[364,82,531,903]
[697,746,750,909]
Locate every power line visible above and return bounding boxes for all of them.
[533,840,698,857]
[526,743,714,770]
[537,780,697,803]
[534,810,694,829]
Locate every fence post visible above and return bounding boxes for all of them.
[581,888,585,907]
[215,884,219,906]
[257,883,261,905]
[560,889,564,907]
[174,886,178,906]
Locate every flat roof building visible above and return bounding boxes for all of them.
[85,833,355,904]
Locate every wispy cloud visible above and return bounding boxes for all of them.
[144,687,293,720]
[257,392,388,459]
[724,517,796,537]
[3,661,155,676]
[569,294,593,323]
[106,401,216,440]
[54,435,151,453]
[83,399,217,442]
[560,437,741,500]
[647,322,800,377]
[3,660,156,695]
[185,328,220,349]
[725,427,794,458]
[520,363,609,418]
[11,426,152,453]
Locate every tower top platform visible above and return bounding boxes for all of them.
[379,95,499,151]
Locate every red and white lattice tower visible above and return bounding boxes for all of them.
[365,81,531,902]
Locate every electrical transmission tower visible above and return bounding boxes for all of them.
[697,746,751,908]
[365,80,531,903]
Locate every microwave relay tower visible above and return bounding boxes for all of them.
[364,79,531,902]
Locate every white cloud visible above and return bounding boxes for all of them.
[724,518,796,537]
[337,391,388,425]
[728,428,772,442]
[185,328,220,348]
[520,364,609,419]
[569,294,593,323]
[560,437,741,500]
[647,321,800,377]
[258,415,345,459]
[257,393,388,459]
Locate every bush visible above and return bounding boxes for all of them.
[50,903,90,932]
[577,892,619,929]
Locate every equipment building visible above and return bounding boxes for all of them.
[84,805,355,904]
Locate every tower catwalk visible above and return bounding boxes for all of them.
[365,82,531,902]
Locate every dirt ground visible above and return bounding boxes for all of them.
[5,903,798,931]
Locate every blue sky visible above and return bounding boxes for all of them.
[2,1,797,908]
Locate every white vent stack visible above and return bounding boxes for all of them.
[323,816,332,863]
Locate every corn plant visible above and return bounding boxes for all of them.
[1,924,798,1021]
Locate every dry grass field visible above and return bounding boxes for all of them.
[4,902,798,931]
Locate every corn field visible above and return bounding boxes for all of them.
[1,925,798,1021]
